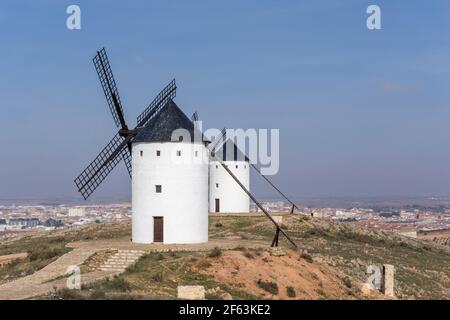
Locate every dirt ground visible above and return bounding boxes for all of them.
[199,249,373,299]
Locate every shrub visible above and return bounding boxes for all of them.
[169,250,177,258]
[214,222,223,228]
[342,276,352,288]
[107,277,131,292]
[55,288,84,300]
[28,246,65,262]
[300,252,313,263]
[198,260,212,269]
[90,289,106,300]
[316,288,326,297]
[257,279,278,295]
[243,251,254,259]
[286,286,296,298]
[152,272,163,282]
[208,247,222,258]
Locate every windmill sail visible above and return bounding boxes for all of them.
[137,79,176,127]
[93,48,127,129]
[75,48,178,200]
[74,133,131,199]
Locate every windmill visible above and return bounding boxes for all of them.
[195,120,299,248]
[75,48,298,247]
[74,48,176,200]
[76,48,209,244]
[211,129,301,213]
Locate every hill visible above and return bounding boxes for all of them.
[0,214,449,299]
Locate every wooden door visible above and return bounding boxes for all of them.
[153,217,163,242]
[215,198,220,213]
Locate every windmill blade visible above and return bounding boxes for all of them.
[208,128,227,153]
[121,146,132,178]
[137,79,176,127]
[250,163,300,212]
[217,136,300,212]
[74,133,131,200]
[93,48,128,129]
[212,155,298,249]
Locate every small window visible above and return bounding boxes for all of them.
[140,150,143,157]
[216,165,218,169]
[156,150,161,156]
[236,165,238,169]
[216,183,219,188]
[177,150,181,156]
[178,136,183,142]
[155,185,162,193]
[195,151,198,157]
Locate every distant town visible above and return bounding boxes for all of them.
[0,203,130,238]
[1,200,449,246]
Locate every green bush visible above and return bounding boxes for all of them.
[90,289,106,300]
[152,272,163,282]
[300,252,313,263]
[286,286,296,298]
[55,288,84,300]
[342,276,352,288]
[28,246,66,262]
[257,279,278,295]
[208,247,222,258]
[198,260,212,269]
[106,276,131,292]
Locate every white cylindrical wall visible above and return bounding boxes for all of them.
[209,160,250,213]
[132,142,209,244]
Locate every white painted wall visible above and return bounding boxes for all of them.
[132,142,209,244]
[209,160,250,213]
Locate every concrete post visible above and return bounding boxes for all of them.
[382,264,395,297]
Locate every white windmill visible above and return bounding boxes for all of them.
[75,48,299,248]
[209,139,250,213]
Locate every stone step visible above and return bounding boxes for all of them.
[113,256,140,260]
[108,258,138,262]
[100,268,125,272]
[101,265,126,270]
[118,250,145,254]
[103,260,134,264]
[107,260,138,265]
[98,250,145,273]
[116,251,143,255]
[102,263,129,267]
[108,255,139,259]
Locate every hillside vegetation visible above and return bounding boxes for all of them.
[1,215,449,299]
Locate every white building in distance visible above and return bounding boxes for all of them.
[209,140,250,213]
[68,207,85,217]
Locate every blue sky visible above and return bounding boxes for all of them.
[0,0,449,201]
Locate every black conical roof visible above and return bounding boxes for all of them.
[215,139,248,162]
[133,99,197,143]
